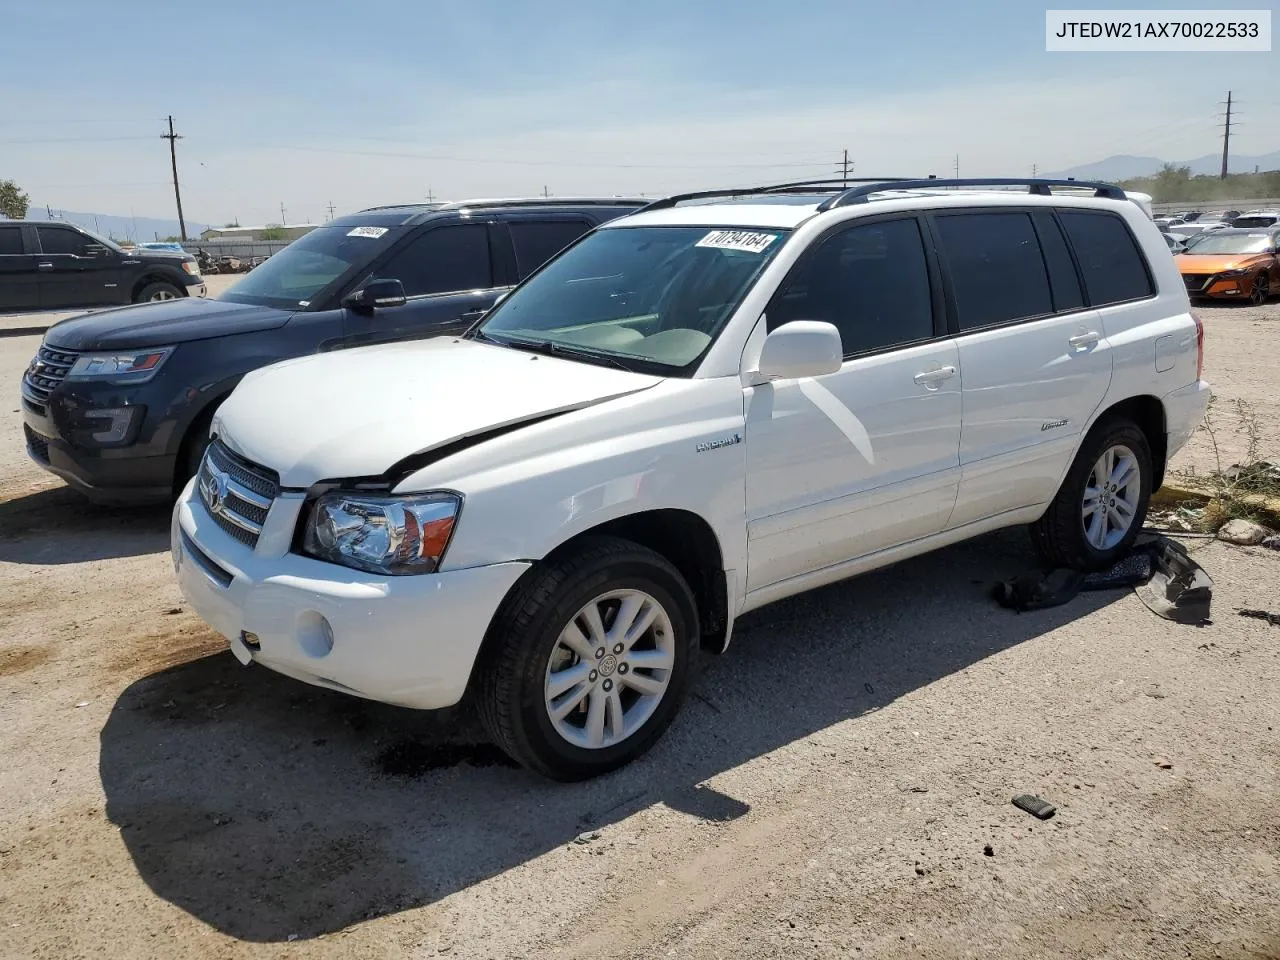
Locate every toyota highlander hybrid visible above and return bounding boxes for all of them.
[172,177,1210,780]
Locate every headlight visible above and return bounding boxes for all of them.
[1218,268,1249,277]
[303,492,461,575]
[181,261,201,277]
[67,347,174,382]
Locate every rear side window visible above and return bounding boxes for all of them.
[37,226,92,256]
[509,220,591,277]
[375,223,492,296]
[769,217,934,356]
[1058,211,1154,305]
[1031,213,1085,312]
[0,226,22,255]
[932,212,1053,330]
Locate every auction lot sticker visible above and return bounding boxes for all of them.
[696,230,779,254]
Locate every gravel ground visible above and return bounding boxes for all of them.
[0,295,1277,960]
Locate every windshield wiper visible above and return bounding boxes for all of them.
[493,335,636,372]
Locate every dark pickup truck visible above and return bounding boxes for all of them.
[1,220,206,310]
[20,197,645,503]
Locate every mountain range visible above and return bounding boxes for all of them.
[26,205,211,243]
[1046,150,1280,182]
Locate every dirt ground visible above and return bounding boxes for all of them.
[0,296,1277,960]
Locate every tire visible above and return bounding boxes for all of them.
[136,281,183,303]
[174,409,215,498]
[1030,417,1152,571]
[476,536,699,781]
[1248,275,1269,306]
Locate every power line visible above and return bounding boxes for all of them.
[0,135,156,144]
[161,115,188,242]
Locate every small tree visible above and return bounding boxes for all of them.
[260,224,287,240]
[0,179,30,220]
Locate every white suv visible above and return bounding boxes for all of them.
[172,178,1210,780]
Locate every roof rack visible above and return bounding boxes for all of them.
[357,196,649,214]
[637,177,915,212]
[816,177,1127,211]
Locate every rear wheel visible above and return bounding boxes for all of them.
[136,281,183,303]
[476,537,698,781]
[1030,418,1152,571]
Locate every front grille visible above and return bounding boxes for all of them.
[1182,274,1212,293]
[197,439,280,549]
[21,345,79,406]
[23,424,50,464]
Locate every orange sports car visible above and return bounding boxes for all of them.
[1176,227,1280,304]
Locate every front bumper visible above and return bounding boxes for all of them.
[172,480,530,710]
[1163,379,1211,460]
[1182,274,1256,299]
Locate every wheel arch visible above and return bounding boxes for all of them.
[131,272,188,301]
[464,508,730,704]
[1087,394,1168,490]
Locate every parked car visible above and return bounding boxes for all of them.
[136,242,187,254]
[1160,231,1188,253]
[21,198,646,503]
[1230,211,1280,229]
[1174,227,1280,304]
[0,220,205,311]
[171,177,1210,780]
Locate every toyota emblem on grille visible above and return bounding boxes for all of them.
[203,468,231,518]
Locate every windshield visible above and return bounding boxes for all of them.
[475,225,790,374]
[218,225,397,308]
[1181,233,1274,255]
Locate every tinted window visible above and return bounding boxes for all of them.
[933,213,1053,330]
[0,226,22,255]
[38,227,91,256]
[376,224,492,296]
[510,220,591,277]
[1032,213,1085,311]
[769,218,934,355]
[1058,211,1154,305]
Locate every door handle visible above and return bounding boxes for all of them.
[1068,331,1101,349]
[37,262,54,272]
[913,365,956,385]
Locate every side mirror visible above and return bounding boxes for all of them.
[343,278,407,312]
[756,320,843,380]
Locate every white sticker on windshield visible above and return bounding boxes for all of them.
[696,230,778,254]
[347,226,389,239]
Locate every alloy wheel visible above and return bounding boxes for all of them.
[1081,443,1141,550]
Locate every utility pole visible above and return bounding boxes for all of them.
[1219,90,1234,179]
[543,185,549,197]
[279,202,287,226]
[161,116,188,241]
[326,201,336,222]
[841,148,851,186]
[425,187,435,202]
[1031,163,1038,177]
[954,154,960,178]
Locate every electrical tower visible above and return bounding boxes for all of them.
[161,116,188,241]
[1220,90,1234,179]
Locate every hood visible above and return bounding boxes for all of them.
[43,297,293,351]
[214,337,663,488]
[1176,253,1269,273]
[132,249,193,265]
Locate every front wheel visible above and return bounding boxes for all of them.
[1249,275,1270,306]
[476,537,698,781]
[1030,418,1152,571]
[136,281,183,303]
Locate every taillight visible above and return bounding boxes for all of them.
[1191,309,1205,380]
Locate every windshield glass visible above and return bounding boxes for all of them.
[218,225,397,308]
[475,225,790,374]
[1181,233,1274,255]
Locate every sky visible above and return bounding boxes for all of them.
[3,0,1278,226]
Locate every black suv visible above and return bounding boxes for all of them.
[0,220,206,310]
[21,197,646,503]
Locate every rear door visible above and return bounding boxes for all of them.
[0,223,39,311]
[933,208,1118,529]
[341,221,502,347]
[35,225,122,307]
